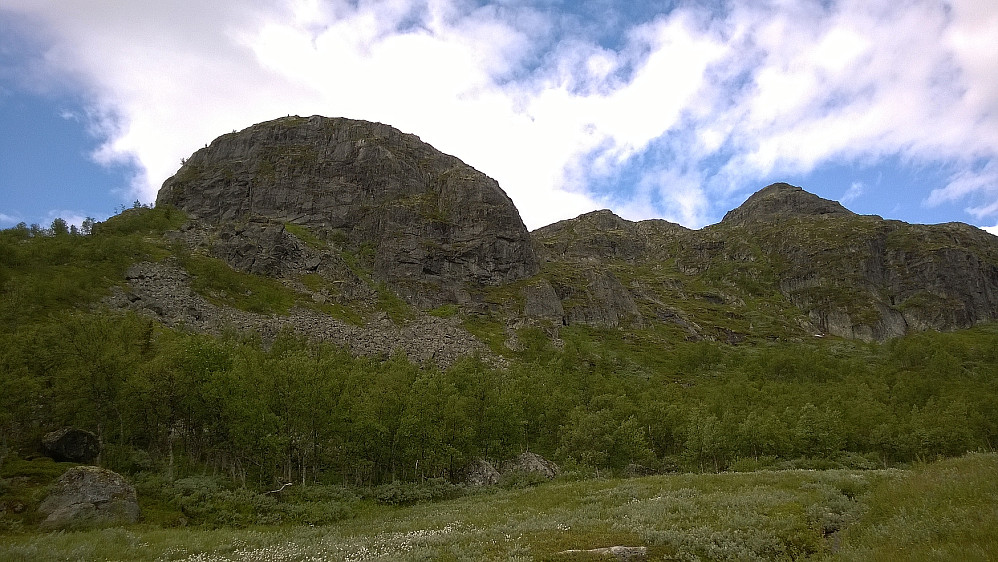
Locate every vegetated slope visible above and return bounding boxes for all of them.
[121,116,998,356]
[530,182,998,344]
[2,116,998,517]
[2,453,995,561]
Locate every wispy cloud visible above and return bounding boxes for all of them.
[927,160,998,219]
[841,182,865,205]
[2,0,996,229]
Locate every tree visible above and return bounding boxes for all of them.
[50,217,69,236]
[684,407,726,472]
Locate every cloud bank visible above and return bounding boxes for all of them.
[2,0,996,229]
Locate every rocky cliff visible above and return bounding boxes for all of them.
[158,115,538,307]
[531,184,998,341]
[135,118,998,358]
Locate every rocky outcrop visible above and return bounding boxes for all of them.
[721,214,998,341]
[158,115,538,308]
[463,459,501,486]
[38,466,139,531]
[530,185,998,342]
[523,280,565,322]
[720,182,854,226]
[142,115,998,347]
[549,269,643,327]
[107,260,487,367]
[41,427,99,464]
[502,452,560,480]
[533,209,687,263]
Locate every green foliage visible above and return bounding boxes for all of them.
[133,473,356,528]
[9,459,973,560]
[375,282,416,323]
[427,303,459,318]
[94,205,187,236]
[372,478,463,505]
[0,457,75,531]
[3,212,998,546]
[283,222,327,250]
[0,213,178,329]
[834,453,998,560]
[177,252,297,314]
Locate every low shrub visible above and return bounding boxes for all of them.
[372,478,463,505]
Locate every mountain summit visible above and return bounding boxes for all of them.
[721,182,854,225]
[157,115,538,306]
[136,116,998,353]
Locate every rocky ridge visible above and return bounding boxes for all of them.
[157,115,538,308]
[113,116,998,357]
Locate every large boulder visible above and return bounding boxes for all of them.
[463,458,501,486]
[38,466,140,530]
[502,452,560,480]
[41,427,99,464]
[157,115,539,308]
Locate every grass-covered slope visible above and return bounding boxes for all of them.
[2,453,995,561]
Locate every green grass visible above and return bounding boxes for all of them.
[0,207,185,330]
[178,252,298,315]
[832,452,998,561]
[2,455,995,561]
[283,223,327,250]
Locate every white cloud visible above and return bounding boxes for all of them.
[46,209,89,230]
[2,0,997,229]
[927,161,998,219]
[841,181,864,205]
[0,213,21,226]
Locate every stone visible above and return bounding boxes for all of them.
[502,452,560,480]
[523,279,565,322]
[38,466,140,531]
[41,427,99,464]
[550,269,643,327]
[157,115,539,308]
[557,546,647,561]
[463,458,501,486]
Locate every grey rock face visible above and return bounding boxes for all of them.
[41,427,99,464]
[158,116,538,307]
[757,218,998,340]
[533,209,688,263]
[38,466,139,531]
[551,269,643,327]
[523,280,565,322]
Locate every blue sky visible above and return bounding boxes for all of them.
[1,0,997,234]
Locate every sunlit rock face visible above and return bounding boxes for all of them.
[158,115,539,307]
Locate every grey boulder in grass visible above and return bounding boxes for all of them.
[38,466,140,530]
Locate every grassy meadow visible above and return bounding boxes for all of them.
[2,453,996,561]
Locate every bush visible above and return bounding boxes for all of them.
[372,478,463,505]
[498,470,549,489]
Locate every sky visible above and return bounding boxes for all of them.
[1,0,997,235]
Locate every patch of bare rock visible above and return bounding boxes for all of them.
[38,466,140,531]
[106,259,487,367]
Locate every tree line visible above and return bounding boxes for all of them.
[1,210,996,489]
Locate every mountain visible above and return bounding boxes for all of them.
[158,115,538,309]
[119,116,998,360]
[5,115,998,506]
